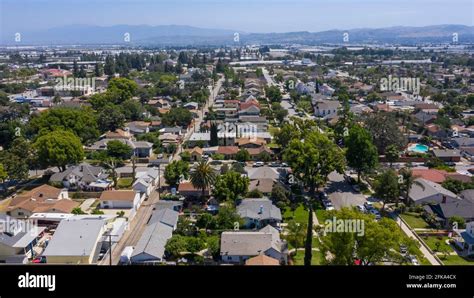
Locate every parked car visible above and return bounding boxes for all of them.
[252,161,265,167]
[400,245,408,255]
[270,162,281,167]
[364,201,374,210]
[407,255,419,265]
[318,191,329,200]
[369,209,381,220]
[356,205,366,213]
[352,184,361,192]
[32,256,46,264]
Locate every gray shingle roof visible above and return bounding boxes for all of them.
[148,208,179,228]
[130,221,173,261]
[50,163,107,183]
[220,225,284,256]
[409,178,457,202]
[237,198,282,221]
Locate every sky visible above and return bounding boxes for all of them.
[1,0,473,33]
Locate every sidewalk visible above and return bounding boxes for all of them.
[396,216,441,265]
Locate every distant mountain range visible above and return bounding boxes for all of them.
[1,24,473,46]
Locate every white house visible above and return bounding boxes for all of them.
[133,178,153,197]
[98,190,143,210]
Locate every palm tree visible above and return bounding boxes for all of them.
[190,160,217,201]
[399,167,424,207]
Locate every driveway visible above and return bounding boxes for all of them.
[325,171,366,210]
[80,198,97,213]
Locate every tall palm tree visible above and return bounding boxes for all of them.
[399,167,424,207]
[190,160,217,201]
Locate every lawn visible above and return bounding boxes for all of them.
[315,209,328,224]
[283,205,309,224]
[441,255,474,265]
[117,178,133,189]
[421,235,451,252]
[291,239,324,265]
[400,212,431,229]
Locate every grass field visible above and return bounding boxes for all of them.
[441,255,474,265]
[283,204,309,224]
[400,212,430,229]
[117,178,133,189]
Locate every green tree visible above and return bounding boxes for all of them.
[165,235,188,258]
[270,183,290,209]
[34,130,84,171]
[448,216,466,229]
[365,112,406,154]
[97,105,125,132]
[107,77,138,103]
[235,149,251,162]
[320,208,421,265]
[374,169,400,213]
[385,144,400,168]
[345,125,378,182]
[283,130,345,266]
[190,160,217,200]
[285,220,307,249]
[213,171,249,202]
[0,163,7,183]
[164,160,189,187]
[215,205,243,230]
[72,207,86,215]
[106,140,133,160]
[29,107,99,144]
[162,108,193,127]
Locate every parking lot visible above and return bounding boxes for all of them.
[325,171,367,210]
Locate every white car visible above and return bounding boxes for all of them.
[253,162,264,167]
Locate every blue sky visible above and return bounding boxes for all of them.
[1,0,473,33]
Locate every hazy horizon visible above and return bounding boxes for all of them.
[1,0,473,34]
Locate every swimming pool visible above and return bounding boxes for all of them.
[407,143,429,153]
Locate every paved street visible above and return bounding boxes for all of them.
[325,171,366,210]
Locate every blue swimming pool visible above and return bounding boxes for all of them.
[407,143,429,153]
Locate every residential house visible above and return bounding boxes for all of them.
[126,121,151,135]
[98,190,143,211]
[188,132,211,148]
[178,182,209,198]
[432,149,461,163]
[247,146,274,161]
[0,215,45,263]
[408,178,459,206]
[236,138,266,149]
[314,100,341,119]
[220,225,287,264]
[49,163,111,191]
[237,198,282,228]
[130,206,179,263]
[6,185,77,219]
[426,189,474,226]
[42,217,107,264]
[453,221,474,255]
[216,146,239,159]
[185,147,204,161]
[245,254,280,266]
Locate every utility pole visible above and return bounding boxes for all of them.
[104,234,117,266]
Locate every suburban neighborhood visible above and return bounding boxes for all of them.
[1,15,474,269]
